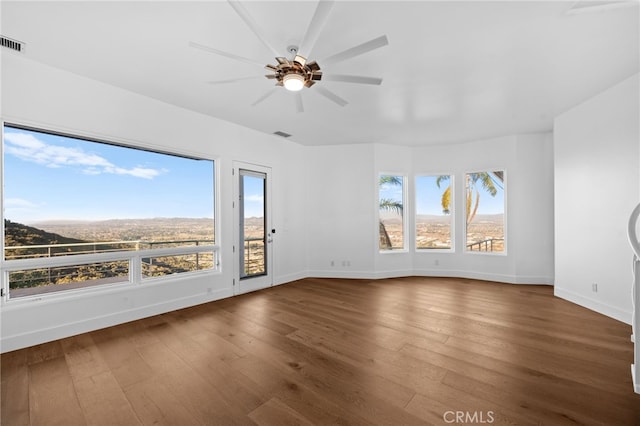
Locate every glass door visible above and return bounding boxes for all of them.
[234,162,273,294]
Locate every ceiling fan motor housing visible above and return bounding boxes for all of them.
[265,55,322,89]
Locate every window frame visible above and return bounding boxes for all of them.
[1,121,220,303]
[463,168,507,256]
[414,173,455,253]
[378,173,408,253]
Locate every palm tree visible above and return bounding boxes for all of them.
[437,171,503,226]
[379,175,403,249]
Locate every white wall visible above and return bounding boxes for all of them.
[305,134,555,284]
[412,134,555,283]
[305,144,377,277]
[554,73,640,323]
[1,54,308,352]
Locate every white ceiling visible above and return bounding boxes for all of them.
[1,1,638,146]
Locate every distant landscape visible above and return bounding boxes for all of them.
[28,217,215,243]
[5,212,502,295]
[466,214,505,251]
[4,218,216,294]
[382,214,504,251]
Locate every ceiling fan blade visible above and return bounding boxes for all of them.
[189,42,265,68]
[295,92,304,113]
[227,0,281,57]
[252,88,277,106]
[297,0,335,58]
[207,76,262,85]
[321,35,389,66]
[323,74,383,85]
[314,86,348,107]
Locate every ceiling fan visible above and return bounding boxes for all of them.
[189,0,389,112]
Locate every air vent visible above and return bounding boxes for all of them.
[1,36,24,52]
[273,131,292,138]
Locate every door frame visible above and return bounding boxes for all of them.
[232,161,273,295]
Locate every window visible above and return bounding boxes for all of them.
[2,124,217,299]
[415,175,453,250]
[465,171,505,253]
[379,175,405,251]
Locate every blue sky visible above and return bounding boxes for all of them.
[3,126,215,223]
[242,174,265,218]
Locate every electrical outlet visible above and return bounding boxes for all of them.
[330,260,335,267]
[434,259,440,266]
[592,283,598,292]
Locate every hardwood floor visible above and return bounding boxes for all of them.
[2,277,639,425]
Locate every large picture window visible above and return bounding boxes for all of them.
[465,170,505,253]
[2,124,216,299]
[379,175,405,251]
[415,175,453,250]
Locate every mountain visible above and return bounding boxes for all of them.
[4,219,86,247]
[29,217,214,242]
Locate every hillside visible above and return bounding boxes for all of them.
[30,217,215,242]
[5,219,86,247]
[4,219,207,289]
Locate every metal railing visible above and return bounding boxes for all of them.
[4,239,215,260]
[5,240,142,260]
[243,237,265,276]
[2,239,218,299]
[466,238,504,252]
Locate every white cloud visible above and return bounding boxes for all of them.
[5,198,39,208]
[108,165,166,179]
[4,132,165,180]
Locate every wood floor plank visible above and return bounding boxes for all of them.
[28,356,86,425]
[2,277,639,425]
[1,349,30,425]
[60,334,141,425]
[71,371,142,426]
[217,312,419,415]
[60,334,110,380]
[90,322,162,392]
[136,341,255,425]
[248,397,315,426]
[123,376,203,426]
[228,354,372,426]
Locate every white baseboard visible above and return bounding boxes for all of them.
[1,287,233,353]
[306,268,553,285]
[274,271,308,286]
[305,270,379,280]
[404,268,553,285]
[554,287,632,324]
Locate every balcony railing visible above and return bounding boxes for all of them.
[466,238,504,252]
[243,237,265,276]
[4,239,215,260]
[2,239,218,299]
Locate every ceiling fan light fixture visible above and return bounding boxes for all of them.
[283,73,305,91]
